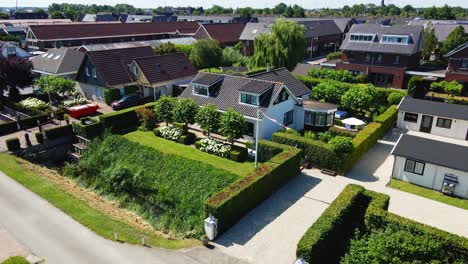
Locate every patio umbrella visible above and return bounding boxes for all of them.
[342,117,365,126]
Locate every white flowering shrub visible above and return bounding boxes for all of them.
[18,97,49,110]
[62,97,89,107]
[159,126,182,141]
[199,138,231,158]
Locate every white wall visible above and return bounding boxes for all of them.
[397,111,468,140]
[392,156,468,198]
[76,82,105,102]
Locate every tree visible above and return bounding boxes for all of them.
[189,39,222,69]
[35,76,75,95]
[422,22,438,60]
[195,103,220,136]
[154,42,178,55]
[172,98,198,128]
[252,19,305,70]
[0,57,34,101]
[0,13,9,19]
[441,25,468,55]
[51,11,65,19]
[311,80,348,104]
[272,3,288,14]
[292,5,305,18]
[221,47,250,67]
[219,108,246,144]
[341,85,376,113]
[136,108,157,131]
[444,81,463,97]
[154,96,176,125]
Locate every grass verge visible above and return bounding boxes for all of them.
[389,179,468,210]
[125,131,255,176]
[0,153,199,249]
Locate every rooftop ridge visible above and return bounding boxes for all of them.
[199,71,284,86]
[86,45,152,54]
[133,52,188,61]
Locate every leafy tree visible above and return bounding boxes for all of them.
[441,25,468,55]
[175,44,193,56]
[272,3,288,14]
[35,76,76,95]
[189,39,222,69]
[136,108,157,131]
[0,57,34,101]
[154,42,178,55]
[252,19,305,70]
[219,108,246,144]
[444,81,463,97]
[311,80,348,104]
[154,96,176,125]
[341,85,376,113]
[292,5,305,18]
[422,22,439,60]
[172,98,198,128]
[51,11,65,19]
[327,136,354,154]
[195,103,220,136]
[221,47,250,67]
[234,41,244,54]
[0,13,9,19]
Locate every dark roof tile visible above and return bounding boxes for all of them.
[134,53,197,84]
[398,97,468,121]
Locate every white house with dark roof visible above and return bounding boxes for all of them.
[392,132,468,198]
[396,97,468,141]
[30,47,84,79]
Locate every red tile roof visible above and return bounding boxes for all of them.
[29,21,200,40]
[86,46,155,87]
[200,23,245,44]
[134,53,197,85]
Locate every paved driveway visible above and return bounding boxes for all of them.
[214,130,468,264]
[0,171,246,264]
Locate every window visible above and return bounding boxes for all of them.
[394,55,400,64]
[274,89,289,104]
[404,159,425,175]
[246,40,250,47]
[436,117,452,129]
[365,53,371,62]
[376,54,383,63]
[404,112,418,123]
[461,59,468,68]
[240,93,258,105]
[85,66,90,77]
[193,84,209,96]
[350,34,375,42]
[381,35,410,44]
[6,46,16,56]
[92,67,97,78]
[284,110,294,126]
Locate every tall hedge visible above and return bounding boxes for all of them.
[44,124,74,140]
[0,121,18,136]
[98,102,157,133]
[205,140,302,234]
[18,114,49,128]
[72,121,103,139]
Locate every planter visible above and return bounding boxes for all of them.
[321,168,337,176]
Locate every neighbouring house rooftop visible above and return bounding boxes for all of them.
[30,47,84,75]
[392,133,468,172]
[291,63,319,76]
[299,20,342,38]
[239,22,272,40]
[433,24,468,43]
[444,41,468,57]
[302,100,337,111]
[78,37,197,51]
[397,96,468,121]
[198,23,245,44]
[248,68,311,98]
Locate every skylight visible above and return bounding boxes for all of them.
[252,29,258,34]
[47,54,54,59]
[53,55,61,60]
[349,34,376,42]
[41,53,49,57]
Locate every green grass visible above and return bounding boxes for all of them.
[389,179,468,210]
[125,131,256,176]
[1,256,28,264]
[0,153,198,249]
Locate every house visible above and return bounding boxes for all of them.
[75,46,155,101]
[78,13,119,22]
[433,24,468,43]
[25,21,200,51]
[247,68,311,99]
[193,23,245,47]
[180,72,305,140]
[292,63,320,76]
[30,47,85,79]
[337,24,423,89]
[129,53,197,99]
[396,96,468,141]
[177,15,256,25]
[13,12,48,20]
[444,42,468,93]
[152,15,178,23]
[392,133,468,198]
[0,41,30,58]
[77,37,197,52]
[239,23,272,56]
[1,24,26,40]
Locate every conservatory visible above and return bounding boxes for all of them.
[303,100,338,128]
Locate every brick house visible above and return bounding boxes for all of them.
[336,24,423,89]
[444,42,468,94]
[193,23,245,47]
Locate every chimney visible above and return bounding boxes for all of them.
[266,63,270,72]
[381,0,385,7]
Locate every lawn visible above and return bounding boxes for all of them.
[0,153,198,249]
[389,179,468,210]
[125,131,256,176]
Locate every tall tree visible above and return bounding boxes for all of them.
[189,39,222,69]
[195,103,219,136]
[219,108,246,144]
[172,98,198,128]
[0,58,34,101]
[272,3,288,14]
[252,19,306,70]
[154,96,176,125]
[441,25,468,56]
[422,22,439,60]
[35,76,75,95]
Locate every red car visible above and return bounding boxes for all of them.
[66,104,99,119]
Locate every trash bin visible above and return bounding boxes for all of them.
[204,215,218,241]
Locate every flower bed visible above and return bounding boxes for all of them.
[158,126,183,141]
[197,138,231,158]
[62,97,89,107]
[18,97,49,111]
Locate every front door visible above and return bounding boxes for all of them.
[420,115,433,133]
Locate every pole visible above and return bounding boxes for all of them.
[254,108,260,168]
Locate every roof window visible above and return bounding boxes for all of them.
[381,35,410,44]
[350,34,376,42]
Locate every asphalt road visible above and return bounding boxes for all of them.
[0,171,246,264]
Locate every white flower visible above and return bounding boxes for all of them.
[19,97,48,110]
[62,97,89,107]
[199,138,231,158]
[159,126,182,141]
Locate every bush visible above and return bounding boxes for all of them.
[103,88,121,105]
[229,147,248,162]
[35,132,44,143]
[328,126,357,138]
[296,185,368,263]
[318,131,332,143]
[178,132,196,145]
[0,121,18,136]
[326,51,342,61]
[374,105,397,132]
[294,74,322,89]
[5,137,20,151]
[18,114,49,129]
[257,139,284,162]
[245,140,253,149]
[158,126,183,141]
[18,97,49,111]
[304,131,316,140]
[206,141,301,234]
[308,68,367,83]
[387,92,404,105]
[44,124,74,140]
[198,138,231,158]
[99,102,157,133]
[1,256,29,264]
[72,120,103,139]
[327,136,354,154]
[407,76,424,97]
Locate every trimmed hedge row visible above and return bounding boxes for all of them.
[44,124,74,140]
[272,132,343,172]
[72,119,103,139]
[0,121,18,136]
[296,185,369,263]
[205,140,302,234]
[18,114,49,129]
[5,137,21,151]
[257,139,284,162]
[99,102,157,133]
[374,105,397,132]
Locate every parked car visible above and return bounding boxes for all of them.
[111,95,141,110]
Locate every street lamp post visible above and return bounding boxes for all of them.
[254,108,260,168]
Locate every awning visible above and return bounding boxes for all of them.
[342,117,365,126]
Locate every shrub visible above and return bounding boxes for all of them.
[308,68,366,83]
[195,103,220,136]
[327,136,354,154]
[177,132,196,145]
[318,131,332,143]
[387,92,404,105]
[229,146,248,162]
[44,124,74,140]
[172,98,198,128]
[245,140,253,149]
[304,131,316,140]
[158,126,183,141]
[99,102,157,133]
[219,108,246,143]
[35,132,44,143]
[103,88,121,105]
[198,138,231,158]
[1,256,29,264]
[154,96,176,125]
[72,120,103,139]
[328,126,357,138]
[18,97,49,111]
[136,108,157,131]
[311,79,349,104]
[407,76,424,97]
[0,121,18,136]
[294,74,322,88]
[5,137,20,151]
[326,51,342,61]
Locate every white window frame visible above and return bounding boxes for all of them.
[192,84,210,97]
[404,159,425,175]
[92,67,97,78]
[283,110,294,126]
[85,66,90,77]
[239,92,259,106]
[381,34,410,45]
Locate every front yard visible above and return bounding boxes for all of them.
[125,131,256,176]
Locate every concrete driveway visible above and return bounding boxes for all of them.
[214,130,468,264]
[0,171,246,264]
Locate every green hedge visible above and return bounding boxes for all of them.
[44,124,74,140]
[72,120,103,139]
[99,102,156,133]
[257,139,284,162]
[5,137,20,151]
[272,132,342,172]
[0,121,18,136]
[229,145,248,162]
[177,131,196,145]
[374,105,397,132]
[18,114,49,128]
[35,132,44,144]
[296,185,369,263]
[103,88,121,105]
[328,126,357,138]
[205,140,301,234]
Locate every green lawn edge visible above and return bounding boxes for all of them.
[125,131,256,176]
[0,153,199,249]
[389,179,468,210]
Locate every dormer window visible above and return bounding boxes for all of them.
[350,34,376,42]
[240,92,259,105]
[381,35,410,44]
[193,84,209,96]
